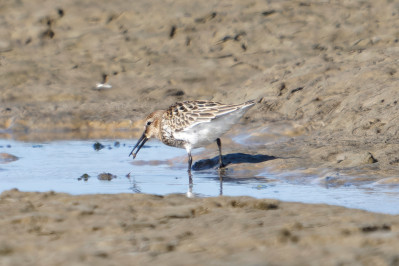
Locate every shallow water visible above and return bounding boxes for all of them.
[1,139,399,214]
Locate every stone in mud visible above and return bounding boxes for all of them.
[0,153,18,164]
[93,142,105,151]
[78,173,90,181]
[97,173,116,181]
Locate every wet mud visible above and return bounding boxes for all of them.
[1,0,399,264]
[1,189,399,265]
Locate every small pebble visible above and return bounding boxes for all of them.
[93,142,104,151]
[97,173,116,181]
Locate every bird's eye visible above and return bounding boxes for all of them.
[146,121,152,126]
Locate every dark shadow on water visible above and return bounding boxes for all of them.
[190,153,276,196]
[192,153,276,171]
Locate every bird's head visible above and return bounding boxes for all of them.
[129,110,164,159]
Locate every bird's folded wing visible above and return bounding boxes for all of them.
[164,101,243,132]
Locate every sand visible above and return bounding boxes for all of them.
[1,0,399,264]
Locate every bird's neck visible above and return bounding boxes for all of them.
[152,110,165,140]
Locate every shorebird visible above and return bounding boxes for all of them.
[129,100,255,172]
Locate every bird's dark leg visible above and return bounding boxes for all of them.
[188,170,193,196]
[187,151,193,172]
[216,138,226,169]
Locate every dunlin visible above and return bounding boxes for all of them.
[129,100,255,172]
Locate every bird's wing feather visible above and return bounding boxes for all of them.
[162,100,255,132]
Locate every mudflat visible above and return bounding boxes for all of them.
[1,0,399,265]
[1,189,399,265]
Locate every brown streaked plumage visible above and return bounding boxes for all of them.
[129,100,255,172]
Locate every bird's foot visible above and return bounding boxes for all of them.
[216,163,227,171]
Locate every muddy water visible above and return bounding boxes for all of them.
[1,139,399,214]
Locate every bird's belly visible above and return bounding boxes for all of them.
[174,131,220,148]
[173,118,233,149]
[166,105,250,149]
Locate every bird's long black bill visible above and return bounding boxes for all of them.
[129,133,148,159]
